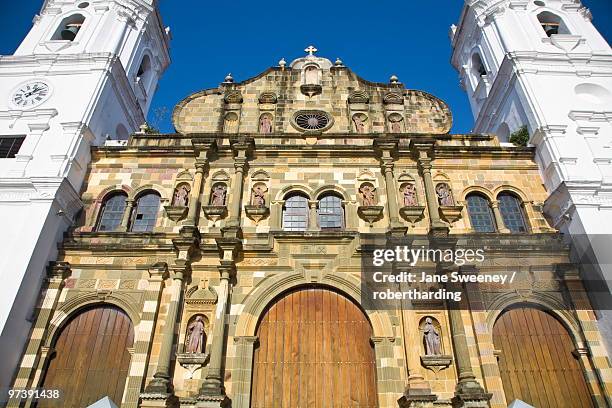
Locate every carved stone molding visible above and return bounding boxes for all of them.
[420,355,453,373]
[439,205,463,224]
[202,205,228,226]
[176,352,210,379]
[164,205,188,221]
[357,206,384,227]
[244,205,269,224]
[399,206,426,225]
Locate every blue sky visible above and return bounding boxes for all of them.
[2,1,611,133]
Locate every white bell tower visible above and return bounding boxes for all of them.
[450,0,612,350]
[0,0,170,390]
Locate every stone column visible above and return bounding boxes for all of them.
[375,138,406,235]
[308,200,319,231]
[143,231,199,396]
[445,268,491,408]
[118,199,135,231]
[185,161,207,226]
[231,336,259,408]
[225,139,252,230]
[396,272,437,408]
[199,238,240,406]
[143,267,185,394]
[200,262,233,399]
[490,201,510,233]
[414,143,448,233]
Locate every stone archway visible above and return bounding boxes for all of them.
[39,305,134,407]
[250,286,378,407]
[493,307,593,408]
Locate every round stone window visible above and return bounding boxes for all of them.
[292,110,333,132]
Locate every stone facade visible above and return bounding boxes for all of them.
[10,52,612,408]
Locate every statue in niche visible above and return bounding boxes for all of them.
[259,115,272,134]
[305,66,318,84]
[359,184,376,206]
[251,184,267,206]
[186,316,206,354]
[353,115,366,134]
[436,183,454,206]
[172,185,190,207]
[423,317,442,356]
[402,184,417,207]
[390,118,403,133]
[210,184,227,206]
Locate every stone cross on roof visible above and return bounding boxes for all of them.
[304,45,318,56]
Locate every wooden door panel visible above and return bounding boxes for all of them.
[39,306,134,408]
[493,307,593,408]
[252,287,378,408]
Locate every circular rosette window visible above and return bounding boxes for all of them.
[291,110,334,133]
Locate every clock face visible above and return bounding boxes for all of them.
[11,81,51,108]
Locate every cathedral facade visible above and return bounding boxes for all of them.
[9,50,612,408]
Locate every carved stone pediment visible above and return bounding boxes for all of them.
[357,206,384,227]
[201,205,227,226]
[439,205,463,224]
[244,205,269,224]
[176,352,210,379]
[421,354,452,373]
[399,206,426,225]
[300,84,322,97]
[164,205,188,221]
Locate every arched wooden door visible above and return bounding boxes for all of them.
[39,305,134,407]
[493,307,593,408]
[251,287,378,408]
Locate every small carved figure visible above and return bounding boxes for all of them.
[259,115,272,134]
[211,184,227,206]
[402,184,417,207]
[353,115,366,134]
[251,185,267,206]
[391,120,402,133]
[173,185,190,207]
[186,316,205,354]
[359,184,376,206]
[436,183,454,206]
[423,317,442,356]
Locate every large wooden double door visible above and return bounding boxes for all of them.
[251,287,378,408]
[39,305,134,407]
[493,307,593,408]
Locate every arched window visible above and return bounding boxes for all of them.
[96,192,127,231]
[130,192,160,232]
[498,192,528,232]
[52,14,85,41]
[537,11,569,37]
[282,194,309,231]
[471,53,487,77]
[318,194,344,230]
[466,193,496,233]
[136,54,152,92]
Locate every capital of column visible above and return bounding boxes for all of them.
[46,261,72,285]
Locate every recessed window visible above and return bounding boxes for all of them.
[466,193,496,233]
[283,194,309,231]
[471,53,487,77]
[130,192,161,232]
[292,110,333,132]
[96,193,127,232]
[498,193,528,232]
[318,194,344,230]
[537,11,569,37]
[0,136,25,158]
[52,14,85,41]
[78,2,89,8]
